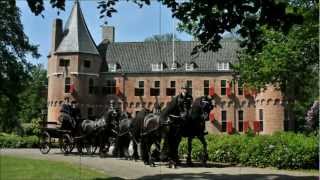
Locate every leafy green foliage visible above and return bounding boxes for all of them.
[0,1,40,132]
[18,65,47,124]
[144,33,181,42]
[0,133,38,148]
[234,1,319,131]
[26,0,303,53]
[179,133,319,169]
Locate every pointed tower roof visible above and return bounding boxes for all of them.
[56,0,99,55]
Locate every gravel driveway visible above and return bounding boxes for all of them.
[0,148,317,180]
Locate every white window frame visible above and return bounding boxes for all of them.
[171,62,177,70]
[185,63,194,71]
[217,62,230,71]
[108,63,117,72]
[151,63,163,71]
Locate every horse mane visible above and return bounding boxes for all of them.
[160,96,179,118]
[192,97,203,107]
[190,96,206,119]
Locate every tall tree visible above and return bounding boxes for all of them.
[144,33,181,42]
[26,0,303,54]
[18,65,47,124]
[234,0,319,131]
[0,1,39,132]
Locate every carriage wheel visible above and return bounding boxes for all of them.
[59,138,66,154]
[61,134,74,154]
[85,144,98,155]
[39,131,51,154]
[76,142,83,154]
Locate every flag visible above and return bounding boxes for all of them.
[227,121,233,134]
[209,111,215,123]
[226,81,232,97]
[253,121,260,133]
[69,84,75,94]
[209,86,215,96]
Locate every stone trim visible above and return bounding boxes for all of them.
[70,72,99,77]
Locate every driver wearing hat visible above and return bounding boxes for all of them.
[177,83,193,120]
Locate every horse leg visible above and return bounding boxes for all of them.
[198,135,208,166]
[141,137,150,165]
[186,137,193,166]
[123,135,131,159]
[132,140,139,161]
[160,138,169,162]
[99,136,106,157]
[148,141,155,167]
[151,138,161,162]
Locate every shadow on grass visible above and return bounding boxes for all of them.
[135,172,317,180]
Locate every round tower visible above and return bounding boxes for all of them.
[47,1,102,124]
[255,85,284,134]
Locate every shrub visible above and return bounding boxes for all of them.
[178,132,319,169]
[0,133,38,148]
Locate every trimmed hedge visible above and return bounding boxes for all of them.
[0,133,38,148]
[179,132,319,169]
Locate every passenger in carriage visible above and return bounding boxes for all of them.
[58,97,75,130]
[71,101,81,122]
[177,84,193,121]
[61,97,72,115]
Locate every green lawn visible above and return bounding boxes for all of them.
[0,155,116,180]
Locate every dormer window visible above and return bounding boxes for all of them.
[151,63,163,71]
[171,62,177,70]
[108,63,117,72]
[185,63,194,71]
[217,62,230,71]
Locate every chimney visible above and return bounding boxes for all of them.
[51,18,63,52]
[102,26,115,43]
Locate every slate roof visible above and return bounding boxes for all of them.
[104,41,239,73]
[56,0,99,55]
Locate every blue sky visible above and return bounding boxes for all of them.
[17,0,192,66]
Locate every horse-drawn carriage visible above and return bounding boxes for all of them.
[39,93,214,168]
[39,103,120,155]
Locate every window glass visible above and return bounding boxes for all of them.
[221,80,227,95]
[238,110,244,132]
[221,110,227,132]
[204,80,209,95]
[89,79,94,94]
[108,64,116,72]
[64,77,71,93]
[59,59,70,67]
[84,60,91,68]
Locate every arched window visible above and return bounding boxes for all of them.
[89,79,94,94]
[65,77,71,93]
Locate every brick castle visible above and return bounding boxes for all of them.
[47,1,290,134]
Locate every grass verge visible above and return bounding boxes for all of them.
[0,155,118,180]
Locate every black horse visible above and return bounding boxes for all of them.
[118,108,151,161]
[80,106,120,155]
[182,96,213,166]
[118,96,187,167]
[58,104,119,155]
